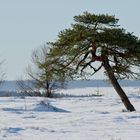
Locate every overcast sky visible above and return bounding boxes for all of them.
[0,0,140,80]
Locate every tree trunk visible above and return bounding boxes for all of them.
[103,57,136,112]
[45,81,51,97]
[46,90,51,97]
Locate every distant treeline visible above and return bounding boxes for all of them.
[0,80,139,91]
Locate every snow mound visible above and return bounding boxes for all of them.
[2,99,70,113]
[33,101,70,112]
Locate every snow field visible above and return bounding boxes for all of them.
[0,87,140,140]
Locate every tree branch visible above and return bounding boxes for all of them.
[80,60,103,76]
[80,60,93,73]
[91,63,103,76]
[76,51,90,70]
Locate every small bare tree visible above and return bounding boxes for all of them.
[27,46,74,97]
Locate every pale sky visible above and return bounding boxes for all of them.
[0,0,140,80]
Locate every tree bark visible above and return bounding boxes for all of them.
[103,57,136,112]
[45,81,51,97]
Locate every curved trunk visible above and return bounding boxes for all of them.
[103,57,136,112]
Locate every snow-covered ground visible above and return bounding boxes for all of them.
[0,87,140,140]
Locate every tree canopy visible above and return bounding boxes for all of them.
[48,12,140,80]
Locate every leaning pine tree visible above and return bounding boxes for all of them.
[48,12,140,111]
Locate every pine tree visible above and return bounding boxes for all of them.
[48,12,140,111]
